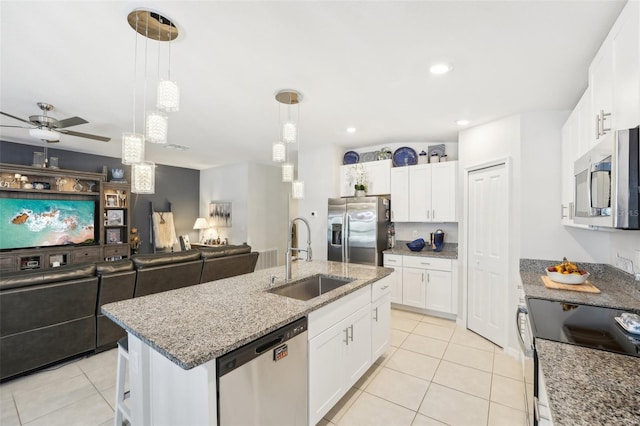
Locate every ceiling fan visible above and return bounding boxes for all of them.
[0,102,111,143]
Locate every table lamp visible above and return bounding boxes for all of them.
[193,217,211,243]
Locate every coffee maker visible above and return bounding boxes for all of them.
[429,229,445,252]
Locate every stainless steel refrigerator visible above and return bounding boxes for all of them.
[328,196,390,266]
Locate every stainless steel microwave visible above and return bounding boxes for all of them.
[574,126,639,229]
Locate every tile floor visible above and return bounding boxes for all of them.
[0,308,529,426]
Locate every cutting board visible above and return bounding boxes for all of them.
[540,275,601,293]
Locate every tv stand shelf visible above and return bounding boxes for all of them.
[0,163,131,272]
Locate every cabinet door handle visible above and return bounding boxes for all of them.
[344,328,349,345]
[421,272,424,283]
[386,259,397,263]
[426,209,430,219]
[601,110,611,134]
[595,113,601,139]
[561,204,567,219]
[373,307,378,322]
[427,273,430,283]
[349,324,354,342]
[420,262,430,266]
[380,285,389,290]
[432,209,435,220]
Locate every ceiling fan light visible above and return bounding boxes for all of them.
[157,80,180,112]
[122,132,145,164]
[131,162,155,194]
[146,111,168,144]
[272,141,286,162]
[282,121,297,143]
[29,127,60,142]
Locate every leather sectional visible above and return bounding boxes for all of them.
[0,245,259,381]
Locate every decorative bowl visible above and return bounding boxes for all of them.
[545,267,590,285]
[406,238,426,252]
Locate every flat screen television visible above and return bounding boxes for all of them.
[0,198,96,250]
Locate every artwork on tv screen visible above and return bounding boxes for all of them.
[0,198,96,250]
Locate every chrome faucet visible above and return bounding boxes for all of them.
[286,216,312,281]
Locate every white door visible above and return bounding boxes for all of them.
[371,294,391,360]
[409,164,431,222]
[343,304,372,389]
[402,267,426,308]
[431,162,457,221]
[467,163,509,347]
[425,269,453,313]
[390,167,409,221]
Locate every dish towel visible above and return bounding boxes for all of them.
[152,212,178,249]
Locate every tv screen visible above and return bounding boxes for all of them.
[0,198,96,250]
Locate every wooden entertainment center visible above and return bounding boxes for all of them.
[0,163,131,273]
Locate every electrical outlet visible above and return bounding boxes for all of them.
[615,252,634,274]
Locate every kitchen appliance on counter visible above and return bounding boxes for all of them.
[517,298,640,425]
[328,196,390,266]
[217,317,308,425]
[574,126,639,229]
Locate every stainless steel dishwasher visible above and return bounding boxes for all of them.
[216,317,308,425]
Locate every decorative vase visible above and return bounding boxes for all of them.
[355,190,366,197]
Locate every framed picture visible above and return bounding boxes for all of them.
[105,193,119,207]
[106,228,122,244]
[107,209,124,226]
[209,201,232,227]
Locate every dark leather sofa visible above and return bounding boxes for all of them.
[0,245,259,381]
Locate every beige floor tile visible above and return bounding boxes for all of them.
[418,383,489,426]
[1,395,20,426]
[412,323,454,342]
[100,385,117,411]
[490,375,526,411]
[400,334,448,359]
[432,360,492,399]
[443,342,494,372]
[76,349,117,375]
[337,392,415,426]
[450,327,499,352]
[487,402,528,426]
[420,315,457,329]
[385,348,440,381]
[99,418,115,426]
[13,374,97,424]
[392,309,426,322]
[324,387,362,424]
[493,352,523,381]
[392,317,421,333]
[354,361,384,390]
[317,418,336,426]
[374,345,398,366]
[365,367,430,411]
[0,362,84,396]
[391,329,410,347]
[23,393,113,426]
[411,413,448,426]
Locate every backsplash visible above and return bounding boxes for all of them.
[395,222,458,243]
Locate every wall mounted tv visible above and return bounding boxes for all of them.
[0,198,97,250]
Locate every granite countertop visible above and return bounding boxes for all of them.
[102,260,392,370]
[536,339,640,426]
[383,242,458,259]
[520,259,640,425]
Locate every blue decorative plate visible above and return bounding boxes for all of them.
[343,151,359,165]
[393,147,417,167]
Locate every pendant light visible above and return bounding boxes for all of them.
[131,162,156,194]
[274,90,304,198]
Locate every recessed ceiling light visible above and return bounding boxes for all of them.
[429,63,452,75]
[456,119,470,126]
[346,127,357,133]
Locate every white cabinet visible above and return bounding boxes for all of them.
[611,0,640,130]
[383,254,403,303]
[390,167,409,221]
[343,304,372,389]
[389,161,458,223]
[339,160,392,197]
[371,293,391,360]
[385,253,457,315]
[589,37,613,145]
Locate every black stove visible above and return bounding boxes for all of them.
[526,297,640,358]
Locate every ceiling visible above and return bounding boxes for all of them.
[0,1,626,170]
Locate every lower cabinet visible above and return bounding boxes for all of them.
[402,267,427,308]
[383,254,403,304]
[308,276,392,425]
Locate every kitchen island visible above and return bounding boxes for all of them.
[102,260,393,425]
[520,259,640,425]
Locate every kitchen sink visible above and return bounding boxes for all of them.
[269,274,355,301]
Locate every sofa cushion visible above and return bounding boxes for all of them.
[0,264,97,291]
[132,250,201,269]
[95,259,134,275]
[198,244,251,259]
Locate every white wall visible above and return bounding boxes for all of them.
[395,222,458,244]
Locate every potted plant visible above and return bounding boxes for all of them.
[352,164,368,197]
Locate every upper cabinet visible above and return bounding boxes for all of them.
[339,159,392,197]
[589,0,639,145]
[390,161,457,223]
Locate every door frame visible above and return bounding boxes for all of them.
[459,157,514,351]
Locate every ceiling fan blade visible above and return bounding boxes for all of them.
[56,116,88,128]
[0,124,30,129]
[0,111,32,125]
[57,129,111,142]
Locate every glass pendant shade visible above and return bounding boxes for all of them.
[131,162,155,194]
[272,141,286,162]
[157,80,180,112]
[282,163,294,182]
[292,180,305,199]
[122,132,145,165]
[282,121,297,143]
[146,111,168,144]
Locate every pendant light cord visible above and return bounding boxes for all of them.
[132,15,138,133]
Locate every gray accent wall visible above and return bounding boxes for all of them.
[0,141,199,254]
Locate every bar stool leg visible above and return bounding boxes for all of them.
[114,338,131,426]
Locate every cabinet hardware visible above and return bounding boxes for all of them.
[373,307,378,322]
[386,259,397,263]
[427,273,430,283]
[420,262,430,266]
[432,209,435,220]
[421,272,424,283]
[344,328,349,345]
[426,210,430,219]
[561,204,567,219]
[349,324,354,342]
[569,202,574,219]
[380,285,389,290]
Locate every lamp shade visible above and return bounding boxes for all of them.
[146,111,168,144]
[272,141,286,162]
[157,80,180,112]
[292,180,305,199]
[193,217,210,230]
[122,132,145,164]
[131,162,155,194]
[282,121,297,143]
[282,163,294,182]
[29,128,60,142]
